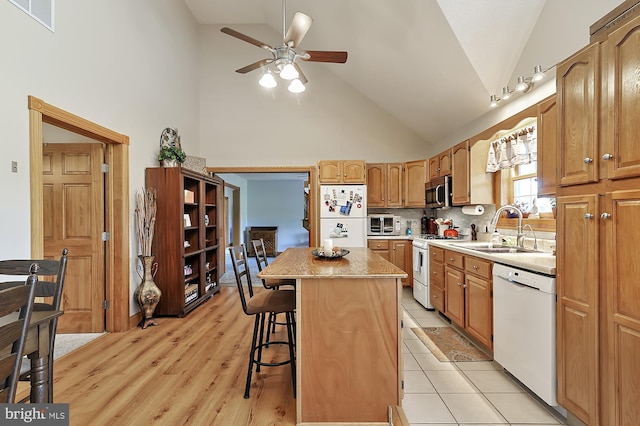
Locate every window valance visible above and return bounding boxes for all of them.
[486,124,537,172]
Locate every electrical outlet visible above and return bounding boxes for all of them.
[11,161,17,173]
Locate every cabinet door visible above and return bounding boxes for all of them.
[606,17,640,180]
[366,164,385,207]
[343,160,366,183]
[428,156,440,180]
[451,140,470,205]
[404,160,427,207]
[444,266,465,327]
[386,163,404,207]
[556,194,599,425]
[602,190,640,426]
[537,95,558,197]
[557,43,600,186]
[439,150,452,176]
[368,240,390,261]
[318,160,342,183]
[391,240,411,286]
[464,274,492,349]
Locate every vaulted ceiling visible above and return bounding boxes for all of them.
[183,0,605,143]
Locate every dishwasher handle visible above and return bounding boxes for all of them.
[495,273,541,291]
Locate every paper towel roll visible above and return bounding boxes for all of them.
[461,205,485,215]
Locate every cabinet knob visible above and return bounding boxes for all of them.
[602,153,613,160]
[472,265,478,269]
[457,282,462,286]
[601,212,611,219]
[584,213,594,219]
[449,257,454,261]
[433,295,438,298]
[583,157,593,163]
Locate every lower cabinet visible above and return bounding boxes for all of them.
[444,249,493,350]
[368,239,412,286]
[429,246,445,312]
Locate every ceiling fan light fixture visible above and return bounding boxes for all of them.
[280,63,299,80]
[288,78,306,93]
[258,70,277,88]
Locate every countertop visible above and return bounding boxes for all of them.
[367,235,415,240]
[426,240,556,276]
[258,247,408,279]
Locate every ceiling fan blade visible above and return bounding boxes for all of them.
[284,12,313,48]
[235,59,273,74]
[300,50,348,64]
[221,27,273,51]
[293,63,308,84]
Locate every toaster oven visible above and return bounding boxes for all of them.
[367,215,401,236]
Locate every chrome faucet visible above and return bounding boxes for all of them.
[522,224,538,251]
[491,204,525,247]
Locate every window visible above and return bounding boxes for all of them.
[510,161,552,216]
[9,0,55,32]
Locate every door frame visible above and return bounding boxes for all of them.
[28,96,130,332]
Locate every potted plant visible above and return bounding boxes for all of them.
[157,145,186,167]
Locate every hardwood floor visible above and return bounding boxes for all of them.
[43,286,297,425]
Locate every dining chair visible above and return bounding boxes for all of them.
[251,239,296,345]
[0,248,68,403]
[229,244,296,399]
[0,264,38,403]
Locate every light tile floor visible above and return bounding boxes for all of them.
[401,287,567,426]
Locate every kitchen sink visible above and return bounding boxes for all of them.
[452,243,540,254]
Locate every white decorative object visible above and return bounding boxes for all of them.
[323,239,333,252]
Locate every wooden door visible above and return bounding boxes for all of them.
[318,160,342,183]
[444,266,465,327]
[342,160,366,183]
[537,95,558,197]
[602,190,640,426]
[556,194,599,425]
[386,163,404,207]
[606,17,640,180]
[464,274,492,349]
[557,43,600,186]
[43,143,105,333]
[428,156,440,180]
[404,160,427,207]
[439,150,452,176]
[451,140,470,205]
[366,164,385,207]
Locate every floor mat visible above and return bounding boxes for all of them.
[411,327,492,362]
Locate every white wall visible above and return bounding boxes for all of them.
[0,0,200,314]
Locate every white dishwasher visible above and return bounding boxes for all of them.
[493,263,557,406]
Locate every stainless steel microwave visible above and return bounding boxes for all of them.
[367,215,401,236]
[425,175,452,209]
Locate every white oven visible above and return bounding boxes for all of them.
[412,237,433,310]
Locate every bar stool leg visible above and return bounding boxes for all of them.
[286,311,296,398]
[245,314,261,399]
[256,313,267,372]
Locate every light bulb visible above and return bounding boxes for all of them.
[515,76,529,92]
[280,63,299,80]
[502,86,512,100]
[490,95,499,107]
[532,65,545,82]
[288,79,306,93]
[258,72,277,88]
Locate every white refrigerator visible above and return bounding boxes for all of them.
[319,185,367,248]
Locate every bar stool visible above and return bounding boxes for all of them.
[229,244,296,399]
[251,239,296,345]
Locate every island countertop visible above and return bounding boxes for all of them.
[258,247,408,279]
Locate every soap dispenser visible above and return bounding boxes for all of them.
[406,220,412,235]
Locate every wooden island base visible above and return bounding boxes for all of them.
[258,247,407,425]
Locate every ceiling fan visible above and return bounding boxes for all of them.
[220,0,348,93]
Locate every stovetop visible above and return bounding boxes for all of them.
[413,234,459,247]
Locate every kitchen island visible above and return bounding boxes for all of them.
[258,247,407,425]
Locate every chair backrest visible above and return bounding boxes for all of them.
[0,248,68,312]
[228,244,254,315]
[251,239,270,289]
[0,264,38,403]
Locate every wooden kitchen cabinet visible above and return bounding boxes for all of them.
[537,95,557,197]
[444,260,465,327]
[429,246,445,313]
[368,239,412,286]
[428,150,451,180]
[451,139,493,206]
[318,160,366,184]
[368,239,390,261]
[404,159,427,207]
[366,163,403,208]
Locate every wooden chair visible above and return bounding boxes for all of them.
[0,248,68,403]
[229,244,296,399]
[0,264,38,403]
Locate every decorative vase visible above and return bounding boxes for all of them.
[161,159,179,167]
[135,255,162,329]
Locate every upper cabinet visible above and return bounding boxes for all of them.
[557,43,600,187]
[404,159,428,207]
[537,95,558,197]
[318,160,366,184]
[451,139,493,206]
[366,163,403,208]
[428,149,452,180]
